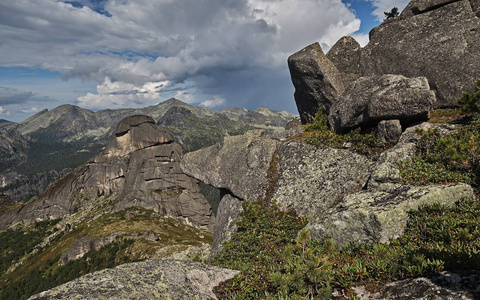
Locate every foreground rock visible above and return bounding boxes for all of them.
[360,0,480,107]
[328,75,435,133]
[310,183,474,246]
[288,42,345,124]
[350,270,480,300]
[0,115,214,230]
[29,259,239,300]
[273,142,372,219]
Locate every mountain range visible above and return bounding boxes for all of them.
[0,99,295,202]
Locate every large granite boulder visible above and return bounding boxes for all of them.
[288,42,345,124]
[29,259,239,300]
[326,36,361,87]
[309,183,474,246]
[181,130,278,201]
[360,0,480,107]
[351,271,480,299]
[272,142,373,219]
[328,74,435,133]
[0,115,215,231]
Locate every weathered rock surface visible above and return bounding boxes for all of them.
[60,232,128,264]
[209,194,243,259]
[326,36,361,87]
[272,142,373,219]
[309,183,474,246]
[360,0,480,107]
[288,42,345,124]
[285,116,302,130]
[374,119,403,146]
[0,115,214,231]
[181,130,278,201]
[28,259,239,300]
[350,271,480,299]
[328,74,435,133]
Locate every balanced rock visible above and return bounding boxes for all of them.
[288,42,345,124]
[326,36,361,87]
[328,74,435,133]
[360,0,480,107]
[29,259,239,300]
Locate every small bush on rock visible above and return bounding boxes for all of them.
[458,80,480,114]
[302,109,381,156]
[399,118,480,186]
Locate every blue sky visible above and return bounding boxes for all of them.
[0,0,409,122]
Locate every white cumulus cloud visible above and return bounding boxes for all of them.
[201,96,226,108]
[0,0,367,113]
[77,77,170,110]
[0,106,8,116]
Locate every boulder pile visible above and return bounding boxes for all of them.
[288,0,480,137]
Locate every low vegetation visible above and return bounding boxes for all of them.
[400,81,480,186]
[212,198,480,299]
[0,207,212,300]
[300,109,383,157]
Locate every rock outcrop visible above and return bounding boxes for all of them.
[0,115,215,231]
[209,194,243,258]
[350,270,480,299]
[287,42,345,124]
[360,0,480,107]
[29,259,239,300]
[181,130,278,201]
[328,75,436,133]
[272,142,372,219]
[309,183,474,246]
[326,36,361,87]
[183,120,476,253]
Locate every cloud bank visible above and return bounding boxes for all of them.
[0,0,374,116]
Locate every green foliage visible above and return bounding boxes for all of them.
[391,199,480,270]
[0,219,61,275]
[212,199,480,299]
[0,239,136,300]
[302,109,381,156]
[399,118,480,185]
[304,109,329,132]
[384,7,399,19]
[458,80,480,114]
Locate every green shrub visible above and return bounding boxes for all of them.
[458,80,480,114]
[399,116,480,185]
[212,198,480,299]
[384,7,399,19]
[302,109,381,157]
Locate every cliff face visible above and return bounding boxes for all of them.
[0,115,214,231]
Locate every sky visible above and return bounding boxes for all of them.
[0,0,409,122]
